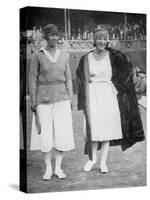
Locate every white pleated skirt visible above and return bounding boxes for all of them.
[30,100,75,152]
[84,82,123,141]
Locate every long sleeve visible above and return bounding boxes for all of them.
[111,49,134,93]
[29,53,39,106]
[65,53,73,98]
[110,49,144,149]
[76,56,85,110]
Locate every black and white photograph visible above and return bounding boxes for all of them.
[19,5,147,194]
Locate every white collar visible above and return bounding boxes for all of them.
[40,47,61,63]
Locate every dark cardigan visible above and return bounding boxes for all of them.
[76,47,145,160]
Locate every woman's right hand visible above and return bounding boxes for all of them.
[31,102,37,112]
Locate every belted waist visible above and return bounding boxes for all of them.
[89,80,118,95]
[89,80,112,84]
[38,80,65,85]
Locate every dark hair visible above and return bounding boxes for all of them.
[43,24,58,40]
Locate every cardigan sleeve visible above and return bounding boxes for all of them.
[64,53,73,99]
[29,53,39,106]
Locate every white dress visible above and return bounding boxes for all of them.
[86,51,123,141]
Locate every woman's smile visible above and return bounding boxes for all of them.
[96,39,107,49]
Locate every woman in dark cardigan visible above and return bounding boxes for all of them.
[76,29,144,173]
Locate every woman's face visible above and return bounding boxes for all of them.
[46,33,59,46]
[95,36,108,50]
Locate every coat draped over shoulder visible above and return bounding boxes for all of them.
[76,47,145,160]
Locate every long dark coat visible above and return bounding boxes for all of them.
[76,47,145,160]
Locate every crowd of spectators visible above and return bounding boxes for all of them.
[108,22,146,40]
[20,20,146,47]
[70,21,146,41]
[133,66,146,100]
[20,26,43,46]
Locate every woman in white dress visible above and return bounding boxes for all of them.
[84,29,122,173]
[76,29,144,173]
[29,24,75,180]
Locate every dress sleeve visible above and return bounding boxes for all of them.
[29,53,39,106]
[65,53,73,99]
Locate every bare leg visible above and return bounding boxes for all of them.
[54,150,66,179]
[100,141,110,173]
[43,151,52,180]
[84,141,98,172]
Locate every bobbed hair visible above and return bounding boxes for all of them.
[43,24,58,40]
[93,28,109,49]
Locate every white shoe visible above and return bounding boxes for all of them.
[83,160,96,172]
[54,169,66,179]
[43,169,52,180]
[100,163,108,173]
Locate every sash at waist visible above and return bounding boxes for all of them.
[38,80,65,85]
[89,80,111,84]
[89,80,118,95]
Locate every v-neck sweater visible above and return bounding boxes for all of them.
[29,49,73,105]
